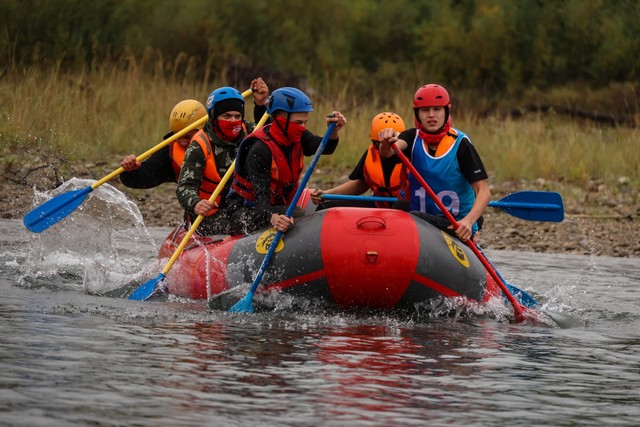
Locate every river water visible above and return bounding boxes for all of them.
[1,182,639,426]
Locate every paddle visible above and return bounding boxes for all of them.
[505,282,538,308]
[23,89,254,233]
[229,121,337,313]
[319,191,564,222]
[391,142,535,323]
[128,111,271,301]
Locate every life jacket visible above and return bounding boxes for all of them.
[167,121,249,181]
[168,141,187,180]
[399,128,479,233]
[362,145,402,208]
[191,129,225,215]
[231,126,304,206]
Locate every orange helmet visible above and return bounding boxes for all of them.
[169,99,207,133]
[369,112,406,140]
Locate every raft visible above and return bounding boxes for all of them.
[157,205,502,311]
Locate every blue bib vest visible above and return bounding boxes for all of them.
[408,128,478,233]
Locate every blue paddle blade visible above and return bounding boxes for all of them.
[23,186,93,233]
[505,283,538,308]
[229,292,255,313]
[321,191,564,223]
[129,274,165,301]
[491,191,564,222]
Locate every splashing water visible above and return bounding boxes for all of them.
[22,178,158,295]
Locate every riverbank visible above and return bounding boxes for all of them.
[2,160,638,258]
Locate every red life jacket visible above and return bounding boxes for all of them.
[191,130,225,215]
[231,126,304,206]
[362,145,403,208]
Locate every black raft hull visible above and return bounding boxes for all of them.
[158,207,500,311]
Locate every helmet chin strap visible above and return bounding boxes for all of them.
[442,106,450,129]
[285,112,291,134]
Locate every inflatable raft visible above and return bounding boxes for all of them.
[156,206,502,311]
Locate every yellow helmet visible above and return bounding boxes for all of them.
[369,112,405,140]
[169,99,207,133]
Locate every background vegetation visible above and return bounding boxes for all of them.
[1,0,638,199]
[2,0,639,97]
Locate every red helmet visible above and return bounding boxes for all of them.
[413,84,451,109]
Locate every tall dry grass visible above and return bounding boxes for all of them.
[1,61,638,198]
[0,57,210,162]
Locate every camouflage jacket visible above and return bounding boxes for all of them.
[176,120,257,216]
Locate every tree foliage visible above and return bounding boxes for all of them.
[1,0,638,96]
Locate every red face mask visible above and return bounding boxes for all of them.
[215,119,243,141]
[416,116,452,145]
[270,115,305,146]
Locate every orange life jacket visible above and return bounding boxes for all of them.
[362,145,403,207]
[191,130,225,215]
[168,141,187,180]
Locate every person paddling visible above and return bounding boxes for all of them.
[377,83,490,242]
[224,87,347,235]
[176,78,269,235]
[119,99,207,189]
[311,111,406,210]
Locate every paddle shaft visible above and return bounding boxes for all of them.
[233,121,337,310]
[92,89,253,190]
[25,115,209,232]
[128,110,269,300]
[321,194,561,210]
[160,163,235,275]
[25,89,256,235]
[391,143,527,322]
[159,110,270,276]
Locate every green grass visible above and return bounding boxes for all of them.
[1,63,638,199]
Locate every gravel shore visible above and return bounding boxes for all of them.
[3,160,639,258]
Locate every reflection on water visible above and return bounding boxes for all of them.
[1,181,640,426]
[2,272,640,426]
[3,285,638,426]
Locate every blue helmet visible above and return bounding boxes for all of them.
[267,87,313,114]
[206,86,245,118]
